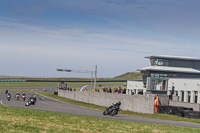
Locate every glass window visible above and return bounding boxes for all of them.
[142,72,149,83]
[148,78,168,91]
[150,59,155,65]
[151,73,168,78]
[163,59,169,65]
[160,74,168,78]
[168,74,177,77]
[155,74,159,78]
[151,58,169,66]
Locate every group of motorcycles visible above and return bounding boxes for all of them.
[5,90,120,115]
[103,101,121,116]
[5,90,36,106]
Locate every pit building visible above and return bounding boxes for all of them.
[127,55,200,104]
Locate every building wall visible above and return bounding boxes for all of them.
[127,80,145,95]
[58,90,155,114]
[194,61,200,70]
[168,78,200,104]
[149,71,200,79]
[127,78,200,104]
[169,60,193,68]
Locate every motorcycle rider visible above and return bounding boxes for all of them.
[6,92,11,100]
[16,92,20,96]
[33,95,36,103]
[7,92,11,97]
[15,92,20,100]
[103,101,121,116]
[5,89,8,94]
[21,93,26,100]
[26,95,36,105]
[106,101,121,112]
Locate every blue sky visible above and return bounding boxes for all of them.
[1,0,200,78]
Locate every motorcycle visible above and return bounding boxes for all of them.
[7,94,11,101]
[103,102,121,116]
[25,97,36,106]
[22,95,26,101]
[16,94,20,100]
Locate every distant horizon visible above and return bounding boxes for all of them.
[0,71,140,79]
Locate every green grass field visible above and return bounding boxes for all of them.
[0,104,199,133]
[0,82,126,88]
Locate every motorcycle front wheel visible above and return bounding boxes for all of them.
[103,111,107,115]
[111,110,117,116]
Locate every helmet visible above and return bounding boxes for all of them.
[118,101,121,105]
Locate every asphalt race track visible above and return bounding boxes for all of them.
[1,92,200,129]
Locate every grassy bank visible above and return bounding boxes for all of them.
[0,104,199,133]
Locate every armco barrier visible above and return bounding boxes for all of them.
[58,90,155,114]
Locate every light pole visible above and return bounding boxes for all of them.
[56,65,97,91]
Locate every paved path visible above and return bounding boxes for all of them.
[0,92,200,129]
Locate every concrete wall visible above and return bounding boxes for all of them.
[169,101,200,111]
[58,90,155,114]
[158,95,169,106]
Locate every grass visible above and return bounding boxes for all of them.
[113,72,142,80]
[0,104,199,133]
[0,82,126,88]
[0,89,33,92]
[37,91,200,124]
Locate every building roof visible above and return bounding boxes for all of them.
[145,55,200,61]
[137,66,200,74]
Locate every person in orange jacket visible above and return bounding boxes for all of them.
[154,95,159,114]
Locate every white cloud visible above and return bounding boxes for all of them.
[1,18,200,77]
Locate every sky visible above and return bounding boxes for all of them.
[1,0,200,78]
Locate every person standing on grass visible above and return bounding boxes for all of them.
[154,95,159,114]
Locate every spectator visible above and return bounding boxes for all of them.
[105,87,108,92]
[115,88,118,93]
[102,87,105,92]
[118,88,121,94]
[108,87,112,93]
[123,88,126,94]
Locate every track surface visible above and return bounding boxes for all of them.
[1,92,200,129]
